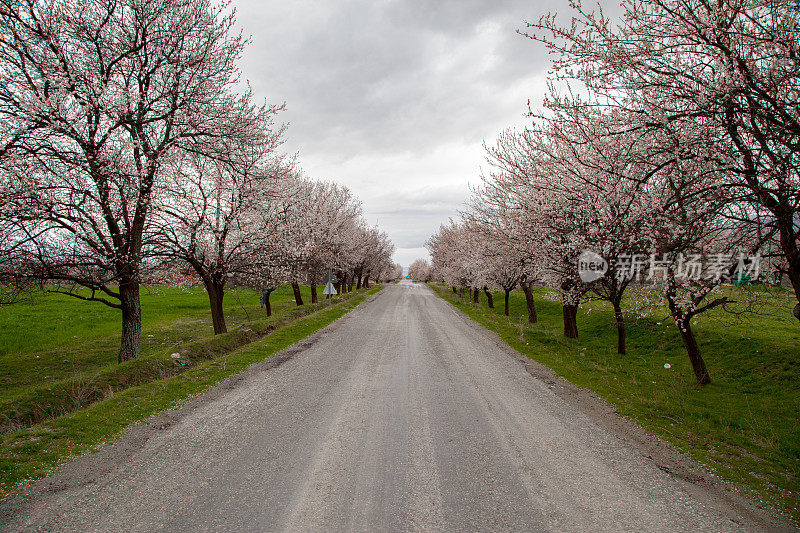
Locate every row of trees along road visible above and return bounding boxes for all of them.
[0,0,399,363]
[425,0,798,386]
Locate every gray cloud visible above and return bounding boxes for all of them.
[233,0,580,265]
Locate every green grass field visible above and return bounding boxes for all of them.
[431,283,800,523]
[0,283,381,497]
[0,285,330,431]
[1,284,304,364]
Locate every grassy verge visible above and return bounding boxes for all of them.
[1,284,338,432]
[0,285,382,498]
[430,283,799,522]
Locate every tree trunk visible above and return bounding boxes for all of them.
[363,274,370,288]
[334,270,343,294]
[790,271,800,325]
[519,281,537,323]
[763,173,800,326]
[504,289,511,316]
[261,289,273,317]
[452,286,457,294]
[473,287,479,303]
[562,303,578,339]
[679,320,711,385]
[291,281,303,306]
[356,272,363,289]
[204,279,227,335]
[612,300,625,355]
[483,287,494,308]
[118,281,142,362]
[311,284,318,304]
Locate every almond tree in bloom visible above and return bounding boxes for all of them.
[285,180,348,302]
[457,221,493,306]
[272,182,314,306]
[350,225,395,290]
[526,0,800,323]
[408,259,433,282]
[0,0,252,361]
[480,126,595,339]
[269,178,394,301]
[468,175,540,323]
[483,244,524,317]
[283,179,363,301]
[427,218,526,313]
[487,109,671,352]
[640,126,741,384]
[234,186,306,318]
[477,106,743,381]
[0,171,31,304]
[368,255,400,284]
[427,220,486,301]
[380,263,404,282]
[152,107,291,334]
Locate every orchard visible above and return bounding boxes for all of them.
[0,0,399,363]
[425,0,799,386]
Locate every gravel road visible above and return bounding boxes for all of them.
[1,281,786,531]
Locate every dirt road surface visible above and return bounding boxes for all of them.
[1,281,789,531]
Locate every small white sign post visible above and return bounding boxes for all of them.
[323,281,337,303]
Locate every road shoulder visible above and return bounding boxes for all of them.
[426,283,796,532]
[0,287,385,524]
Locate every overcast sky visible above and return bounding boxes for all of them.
[233,0,565,268]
